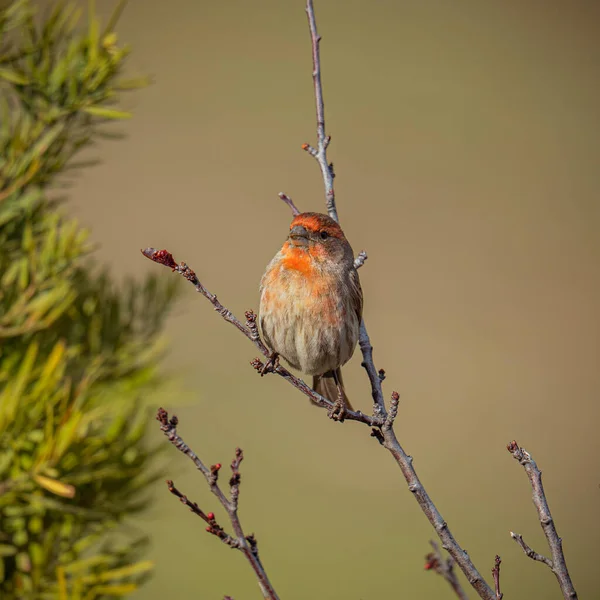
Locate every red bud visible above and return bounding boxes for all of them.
[207,512,214,520]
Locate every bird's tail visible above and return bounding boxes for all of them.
[312,368,354,412]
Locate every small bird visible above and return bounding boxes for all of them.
[259,212,362,418]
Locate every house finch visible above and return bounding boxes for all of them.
[259,212,363,419]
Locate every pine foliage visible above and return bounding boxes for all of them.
[0,2,177,597]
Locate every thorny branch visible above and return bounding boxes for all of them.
[424,541,468,600]
[507,441,577,600]
[156,408,279,600]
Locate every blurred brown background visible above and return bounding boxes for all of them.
[55,0,600,597]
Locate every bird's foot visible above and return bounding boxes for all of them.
[327,394,347,423]
[260,352,279,376]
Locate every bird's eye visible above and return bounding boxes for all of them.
[319,230,329,240]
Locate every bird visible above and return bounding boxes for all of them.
[259,212,362,419]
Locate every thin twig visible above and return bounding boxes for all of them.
[303,0,337,222]
[358,323,387,419]
[353,250,368,270]
[278,192,300,216]
[156,408,280,600]
[509,531,552,568]
[425,541,469,600]
[229,447,243,508]
[491,555,503,600]
[507,441,577,599]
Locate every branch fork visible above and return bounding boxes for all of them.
[507,441,577,600]
[156,408,279,600]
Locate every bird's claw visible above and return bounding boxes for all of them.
[327,398,346,422]
[260,352,279,376]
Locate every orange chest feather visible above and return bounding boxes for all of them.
[281,247,312,275]
[263,246,338,315]
[280,243,327,275]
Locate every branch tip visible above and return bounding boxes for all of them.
[141,247,177,269]
[353,250,368,269]
[508,440,576,597]
[382,391,399,431]
[492,555,503,600]
[278,192,301,216]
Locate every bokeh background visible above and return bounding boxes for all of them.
[50,0,600,597]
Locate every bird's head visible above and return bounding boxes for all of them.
[284,212,354,268]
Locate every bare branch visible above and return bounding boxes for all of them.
[358,323,387,418]
[303,0,337,222]
[156,408,280,600]
[510,531,552,568]
[491,555,503,600]
[377,423,495,599]
[425,540,469,600]
[382,391,399,432]
[229,447,243,509]
[507,441,577,599]
[278,192,300,216]
[353,250,368,270]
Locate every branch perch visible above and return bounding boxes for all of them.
[142,248,383,429]
[156,408,279,600]
[507,441,577,599]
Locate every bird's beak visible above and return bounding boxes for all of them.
[289,224,309,247]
